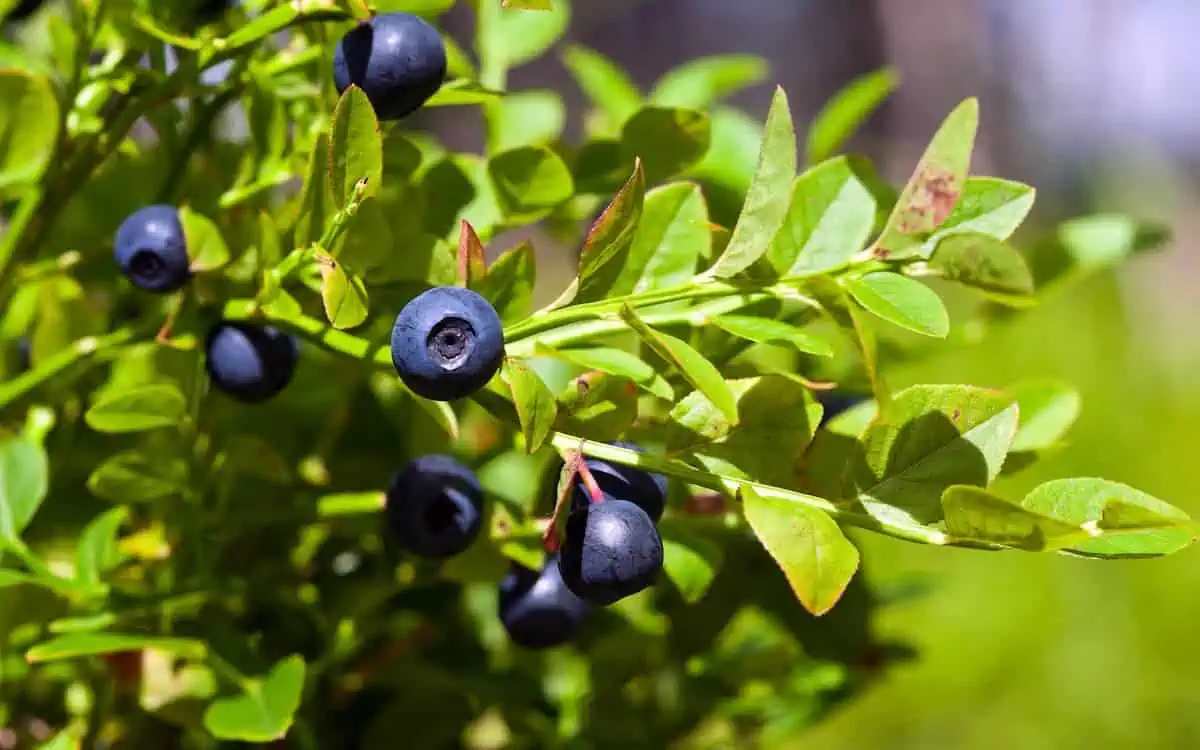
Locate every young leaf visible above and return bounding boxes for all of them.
[478,0,570,71]
[561,44,641,127]
[741,486,860,615]
[609,181,708,296]
[551,161,645,307]
[649,54,769,110]
[203,655,306,743]
[1009,379,1081,453]
[179,207,230,272]
[620,304,738,423]
[87,452,188,504]
[620,106,711,184]
[75,507,128,585]
[941,485,1086,551]
[486,89,565,152]
[329,86,383,205]
[805,66,898,164]
[854,384,1019,529]
[476,241,535,323]
[423,79,505,107]
[533,344,673,400]
[658,519,724,604]
[767,156,876,277]
[488,145,575,216]
[0,70,59,191]
[1022,478,1193,559]
[504,359,557,453]
[703,87,796,278]
[711,315,834,357]
[294,132,333,248]
[928,177,1036,246]
[85,384,188,433]
[0,434,48,541]
[318,257,368,330]
[457,219,488,288]
[845,272,950,338]
[667,375,822,488]
[872,98,979,259]
[26,632,207,663]
[929,233,1035,301]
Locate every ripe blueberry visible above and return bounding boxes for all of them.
[204,321,298,403]
[15,337,30,373]
[333,12,447,121]
[558,498,664,606]
[5,0,43,22]
[499,555,589,649]
[390,286,504,402]
[386,454,484,559]
[572,442,668,521]
[113,205,190,293]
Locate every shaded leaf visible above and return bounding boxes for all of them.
[845,272,950,337]
[659,519,724,603]
[712,315,834,357]
[942,485,1085,551]
[650,54,769,110]
[504,359,557,453]
[488,145,575,216]
[179,206,230,272]
[85,384,187,433]
[26,633,206,663]
[557,370,637,441]
[704,87,796,278]
[806,66,898,164]
[0,434,48,541]
[76,507,128,585]
[294,132,333,248]
[742,486,859,615]
[476,241,535,323]
[203,655,306,743]
[929,232,1034,301]
[87,451,187,504]
[620,106,711,184]
[533,344,673,400]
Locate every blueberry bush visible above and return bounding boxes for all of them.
[0,0,1191,747]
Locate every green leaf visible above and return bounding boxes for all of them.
[319,257,369,330]
[609,182,708,296]
[486,89,564,153]
[1009,379,1081,453]
[845,272,950,337]
[1022,478,1193,559]
[854,384,1019,529]
[533,345,673,400]
[75,507,128,585]
[557,370,637,441]
[0,70,59,191]
[704,87,796,278]
[502,0,553,9]
[711,315,833,357]
[504,359,557,453]
[941,485,1087,551]
[1030,213,1170,290]
[87,451,187,504]
[337,198,394,277]
[620,305,738,423]
[479,0,570,70]
[667,375,821,488]
[423,79,505,107]
[658,519,723,604]
[294,132,333,248]
[561,45,641,126]
[741,486,859,615]
[0,434,48,541]
[805,67,898,164]
[374,0,456,16]
[488,146,575,217]
[928,177,1035,246]
[650,54,769,110]
[476,241,535,324]
[873,98,978,259]
[85,384,187,433]
[767,156,876,277]
[929,233,1034,301]
[329,86,383,205]
[178,206,230,273]
[620,107,711,184]
[203,655,306,743]
[551,161,645,307]
[26,632,207,663]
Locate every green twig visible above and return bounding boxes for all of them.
[0,325,152,410]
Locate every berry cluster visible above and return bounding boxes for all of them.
[102,11,669,651]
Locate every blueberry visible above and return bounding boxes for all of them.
[5,0,43,22]
[390,286,504,402]
[558,499,664,606]
[386,454,484,559]
[113,205,190,294]
[15,337,30,373]
[571,442,668,522]
[499,555,589,649]
[204,321,298,403]
[818,390,868,426]
[333,12,447,121]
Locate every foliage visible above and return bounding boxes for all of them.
[0,0,1189,747]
